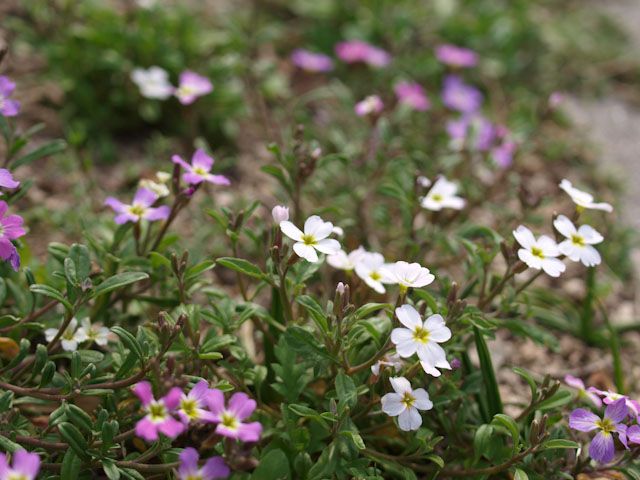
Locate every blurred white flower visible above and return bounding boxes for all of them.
[354,95,383,117]
[559,179,613,212]
[553,215,603,267]
[417,176,431,188]
[381,261,435,292]
[136,0,158,8]
[272,205,289,224]
[280,215,341,263]
[371,353,403,376]
[77,318,112,347]
[381,376,433,431]
[45,318,87,352]
[131,67,174,100]
[354,252,395,294]
[513,225,565,277]
[327,246,366,271]
[391,304,452,377]
[420,177,465,211]
[332,226,344,236]
[140,172,171,198]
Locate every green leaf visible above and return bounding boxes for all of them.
[340,430,365,449]
[103,459,121,480]
[284,326,335,362]
[474,327,503,416]
[92,272,149,298]
[513,367,537,399]
[65,404,94,433]
[0,434,22,453]
[111,326,144,363]
[12,139,66,168]
[354,303,392,319]
[251,449,291,480]
[61,450,83,479]
[58,422,90,460]
[492,414,519,455]
[536,390,572,412]
[514,468,529,480]
[216,257,265,280]
[29,284,72,311]
[473,424,494,462]
[296,295,329,334]
[335,372,357,410]
[541,439,580,450]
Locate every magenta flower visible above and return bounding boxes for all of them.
[355,95,384,117]
[133,381,185,441]
[105,188,170,224]
[569,398,628,463]
[435,44,478,68]
[442,75,482,113]
[0,169,19,192]
[171,149,230,186]
[0,201,25,271]
[207,390,262,442]
[177,380,218,425]
[335,40,391,68]
[588,388,640,416]
[174,71,213,105]
[564,375,602,408]
[446,114,495,151]
[0,76,20,117]
[291,49,334,72]
[0,450,40,480]
[178,448,229,480]
[394,82,430,111]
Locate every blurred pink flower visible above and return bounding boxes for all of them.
[355,95,384,117]
[435,44,478,68]
[394,82,430,111]
[175,71,213,105]
[335,40,390,68]
[291,49,334,72]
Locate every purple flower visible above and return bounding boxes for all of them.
[435,44,478,68]
[569,398,628,463]
[175,71,213,105]
[442,75,482,113]
[446,114,495,151]
[628,425,640,445]
[394,82,430,111]
[0,169,19,192]
[549,91,565,109]
[177,448,229,480]
[177,380,218,425]
[0,450,41,480]
[588,388,640,416]
[104,188,170,224]
[171,149,230,186]
[564,375,602,408]
[133,381,185,441]
[335,40,391,68]
[206,390,262,442]
[0,76,21,117]
[355,95,384,117]
[291,49,334,72]
[0,201,25,271]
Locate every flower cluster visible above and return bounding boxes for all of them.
[131,67,213,105]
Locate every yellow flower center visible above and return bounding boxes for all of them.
[8,474,28,480]
[221,412,238,430]
[128,204,146,217]
[193,167,208,176]
[571,234,585,247]
[301,234,316,246]
[412,326,430,343]
[184,476,202,480]
[431,193,443,202]
[596,417,615,434]
[180,398,199,419]
[370,271,382,281]
[62,329,75,341]
[148,402,167,422]
[401,391,415,408]
[530,247,545,259]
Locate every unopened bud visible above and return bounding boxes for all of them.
[272,205,290,224]
[311,147,322,159]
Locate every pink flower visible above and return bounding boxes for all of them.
[0,169,20,192]
[0,201,25,271]
[206,390,262,442]
[564,375,602,408]
[0,450,41,480]
[394,82,430,111]
[355,95,384,117]
[105,188,170,224]
[133,381,185,441]
[177,448,229,480]
[549,91,565,109]
[588,387,640,416]
[435,44,478,68]
[177,380,218,425]
[175,71,213,105]
[0,76,21,117]
[335,40,390,68]
[291,49,334,72]
[172,149,230,186]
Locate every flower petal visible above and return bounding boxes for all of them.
[279,221,304,241]
[568,408,600,432]
[395,304,422,330]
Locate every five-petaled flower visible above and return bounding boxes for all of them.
[0,450,41,480]
[133,381,185,441]
[435,44,478,68]
[175,71,213,105]
[177,380,218,425]
[76,318,112,347]
[420,177,465,211]
[559,179,613,212]
[553,215,603,267]
[0,201,25,271]
[381,261,435,293]
[177,448,229,480]
[513,225,566,277]
[381,376,433,431]
[291,49,334,72]
[587,388,640,416]
[280,215,341,263]
[569,398,628,464]
[207,390,262,442]
[564,375,602,408]
[391,304,452,377]
[45,317,86,352]
[131,67,174,100]
[0,76,21,117]
[355,95,384,117]
[354,251,394,294]
[394,82,430,111]
[105,188,170,224]
[172,149,230,186]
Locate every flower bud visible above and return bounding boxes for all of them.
[272,205,289,224]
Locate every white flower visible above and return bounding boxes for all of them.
[131,67,174,100]
[420,177,465,211]
[280,215,341,263]
[354,252,395,294]
[371,353,403,376]
[136,0,157,8]
[327,247,366,271]
[391,304,452,377]
[272,205,290,224]
[76,318,112,347]
[140,172,170,198]
[559,179,613,212]
[45,318,87,352]
[381,376,433,431]
[417,176,431,188]
[553,215,603,267]
[332,226,344,236]
[381,261,435,292]
[513,225,566,277]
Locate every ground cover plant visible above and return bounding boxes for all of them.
[1,0,640,478]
